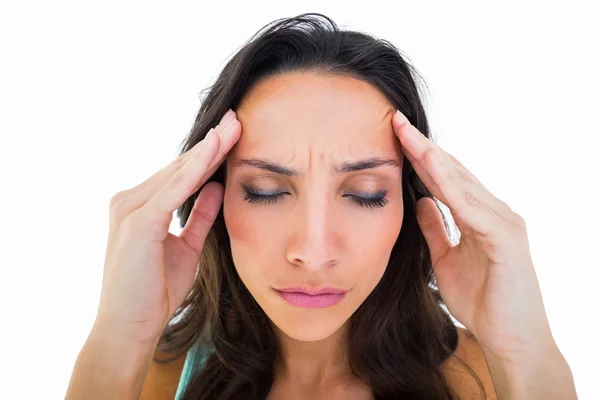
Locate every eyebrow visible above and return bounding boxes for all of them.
[232,157,400,177]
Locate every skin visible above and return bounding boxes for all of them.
[138,66,569,399]
[222,72,405,395]
[137,73,500,400]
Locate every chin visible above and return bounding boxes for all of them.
[266,310,349,342]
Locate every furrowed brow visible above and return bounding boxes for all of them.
[233,157,400,177]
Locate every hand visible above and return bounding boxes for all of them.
[95,109,241,343]
[392,110,556,363]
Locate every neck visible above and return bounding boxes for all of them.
[272,321,353,388]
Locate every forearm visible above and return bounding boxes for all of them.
[65,326,159,400]
[482,343,577,399]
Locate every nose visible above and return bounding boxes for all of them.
[286,192,341,271]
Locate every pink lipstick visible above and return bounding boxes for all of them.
[274,287,349,308]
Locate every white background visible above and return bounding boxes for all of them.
[1,1,598,398]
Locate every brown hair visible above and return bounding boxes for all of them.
[153,12,486,400]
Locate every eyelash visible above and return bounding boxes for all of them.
[242,189,390,209]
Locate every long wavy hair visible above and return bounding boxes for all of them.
[153,12,485,400]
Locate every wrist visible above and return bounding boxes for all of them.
[66,325,159,400]
[482,344,577,399]
[90,325,159,378]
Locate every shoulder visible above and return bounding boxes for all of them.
[136,330,494,399]
[139,349,187,400]
[442,326,498,399]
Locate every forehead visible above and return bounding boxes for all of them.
[230,72,401,164]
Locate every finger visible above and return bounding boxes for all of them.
[114,111,237,220]
[415,197,453,267]
[393,111,483,186]
[133,115,237,209]
[401,138,490,207]
[197,117,241,185]
[442,151,519,225]
[120,109,236,201]
[146,116,239,219]
[143,129,220,221]
[392,111,517,236]
[108,128,220,230]
[400,141,437,193]
[179,181,224,256]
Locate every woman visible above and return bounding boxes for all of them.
[66,13,576,400]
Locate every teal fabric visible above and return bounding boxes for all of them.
[175,341,215,400]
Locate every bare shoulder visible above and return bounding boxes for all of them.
[139,349,187,400]
[442,326,498,400]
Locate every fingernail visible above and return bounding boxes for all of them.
[395,109,409,125]
[221,109,234,125]
[222,118,238,137]
[205,128,216,141]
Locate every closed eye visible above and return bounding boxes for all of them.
[242,188,389,210]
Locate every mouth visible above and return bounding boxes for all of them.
[273,287,349,308]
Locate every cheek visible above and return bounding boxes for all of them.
[223,190,276,286]
[354,198,403,252]
[223,191,253,262]
[223,201,250,243]
[223,193,271,247]
[351,205,404,290]
[223,183,252,241]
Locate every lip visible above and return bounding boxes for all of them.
[274,287,349,308]
[275,287,349,295]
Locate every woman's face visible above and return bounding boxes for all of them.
[223,72,404,342]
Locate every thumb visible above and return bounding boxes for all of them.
[180,181,224,255]
[415,197,452,267]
